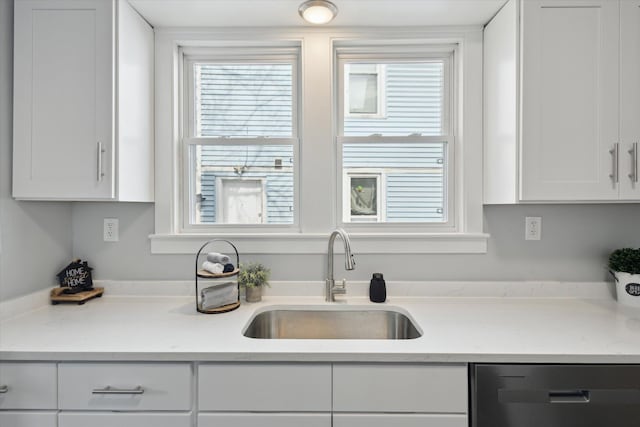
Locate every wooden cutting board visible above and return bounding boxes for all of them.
[50,287,104,305]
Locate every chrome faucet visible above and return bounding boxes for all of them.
[326,228,356,302]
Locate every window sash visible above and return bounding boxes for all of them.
[180,49,300,232]
[336,48,456,230]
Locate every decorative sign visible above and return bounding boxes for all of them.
[625,283,640,297]
[56,259,94,294]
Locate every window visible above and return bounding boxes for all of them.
[182,48,299,228]
[345,64,385,117]
[152,30,486,254]
[337,47,454,228]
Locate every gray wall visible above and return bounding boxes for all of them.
[72,202,640,283]
[0,0,72,301]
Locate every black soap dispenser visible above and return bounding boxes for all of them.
[369,273,386,303]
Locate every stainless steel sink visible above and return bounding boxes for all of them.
[243,306,422,339]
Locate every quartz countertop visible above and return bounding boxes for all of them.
[2,282,640,363]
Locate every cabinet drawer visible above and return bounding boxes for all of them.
[59,412,192,427]
[58,363,191,410]
[198,413,331,427]
[334,413,468,427]
[0,362,57,409]
[333,363,467,413]
[0,411,57,427]
[198,363,331,411]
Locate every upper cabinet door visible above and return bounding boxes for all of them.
[620,0,640,200]
[13,0,114,200]
[520,0,619,201]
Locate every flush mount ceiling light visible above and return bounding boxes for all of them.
[298,0,338,24]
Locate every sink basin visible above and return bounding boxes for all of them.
[243,306,422,340]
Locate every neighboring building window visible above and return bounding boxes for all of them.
[337,49,453,226]
[345,64,385,117]
[345,172,383,222]
[183,50,298,227]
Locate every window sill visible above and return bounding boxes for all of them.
[149,232,489,255]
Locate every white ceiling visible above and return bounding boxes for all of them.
[129,0,507,28]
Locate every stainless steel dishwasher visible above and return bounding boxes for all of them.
[471,364,640,427]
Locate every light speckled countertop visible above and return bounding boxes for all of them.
[2,281,640,363]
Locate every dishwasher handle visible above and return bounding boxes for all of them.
[499,388,640,405]
[549,390,590,403]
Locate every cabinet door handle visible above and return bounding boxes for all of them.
[92,385,144,395]
[629,142,639,183]
[97,142,106,182]
[0,385,8,393]
[610,143,620,183]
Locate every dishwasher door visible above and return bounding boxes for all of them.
[472,364,640,427]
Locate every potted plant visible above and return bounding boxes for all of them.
[608,248,640,307]
[238,262,270,303]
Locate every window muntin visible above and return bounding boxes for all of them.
[337,53,453,226]
[183,51,298,228]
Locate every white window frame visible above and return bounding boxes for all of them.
[180,46,300,233]
[336,45,456,233]
[344,64,387,119]
[150,29,487,255]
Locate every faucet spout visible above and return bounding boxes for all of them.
[326,228,356,302]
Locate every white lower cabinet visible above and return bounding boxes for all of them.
[333,413,468,427]
[58,412,192,427]
[58,362,192,411]
[198,413,331,427]
[198,363,331,411]
[0,411,58,427]
[333,363,468,426]
[0,362,58,426]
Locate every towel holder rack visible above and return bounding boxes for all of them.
[194,239,240,314]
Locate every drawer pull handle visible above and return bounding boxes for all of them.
[610,143,620,183]
[0,385,8,393]
[92,385,145,395]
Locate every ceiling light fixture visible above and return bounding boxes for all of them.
[298,0,338,25]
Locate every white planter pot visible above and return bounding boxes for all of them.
[613,271,640,308]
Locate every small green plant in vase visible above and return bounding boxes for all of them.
[238,262,270,303]
[608,248,640,308]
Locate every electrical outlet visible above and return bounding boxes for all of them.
[103,218,119,242]
[525,216,542,241]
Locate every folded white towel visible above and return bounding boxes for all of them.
[201,282,238,309]
[206,252,230,264]
[202,261,224,275]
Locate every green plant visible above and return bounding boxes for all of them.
[608,248,640,275]
[238,262,271,288]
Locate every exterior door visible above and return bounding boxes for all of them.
[217,179,265,224]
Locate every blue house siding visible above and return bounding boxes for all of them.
[196,64,293,137]
[344,62,444,137]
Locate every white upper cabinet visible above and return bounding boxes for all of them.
[484,0,640,202]
[13,0,154,201]
[620,0,640,199]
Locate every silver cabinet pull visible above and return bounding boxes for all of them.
[610,143,620,183]
[0,385,8,393]
[97,142,106,182]
[92,385,144,395]
[629,142,639,183]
